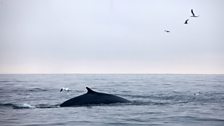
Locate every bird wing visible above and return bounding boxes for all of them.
[191,9,195,16]
[184,19,189,24]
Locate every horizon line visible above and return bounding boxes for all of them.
[0,73,223,75]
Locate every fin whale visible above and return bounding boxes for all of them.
[60,87,130,107]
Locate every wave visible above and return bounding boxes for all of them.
[11,87,49,92]
[0,80,11,83]
[168,115,224,122]
[130,100,170,106]
[0,100,168,109]
[122,93,224,104]
[0,102,59,109]
[26,88,48,92]
[1,92,223,109]
[0,103,34,109]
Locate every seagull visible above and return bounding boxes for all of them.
[184,19,189,24]
[164,30,170,33]
[191,9,199,17]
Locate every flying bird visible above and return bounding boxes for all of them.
[191,9,199,17]
[184,19,189,24]
[164,30,170,33]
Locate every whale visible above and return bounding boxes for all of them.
[60,87,130,107]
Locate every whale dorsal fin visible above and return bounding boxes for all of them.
[86,87,96,94]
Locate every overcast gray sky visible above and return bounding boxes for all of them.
[0,0,224,74]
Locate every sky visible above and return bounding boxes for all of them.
[0,0,224,74]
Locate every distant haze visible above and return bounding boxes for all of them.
[0,0,224,74]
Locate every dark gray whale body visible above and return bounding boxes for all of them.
[60,87,130,107]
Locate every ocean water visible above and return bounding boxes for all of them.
[0,74,224,126]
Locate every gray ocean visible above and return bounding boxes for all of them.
[0,74,224,126]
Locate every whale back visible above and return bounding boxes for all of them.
[60,87,130,107]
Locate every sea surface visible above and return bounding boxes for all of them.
[0,74,224,126]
